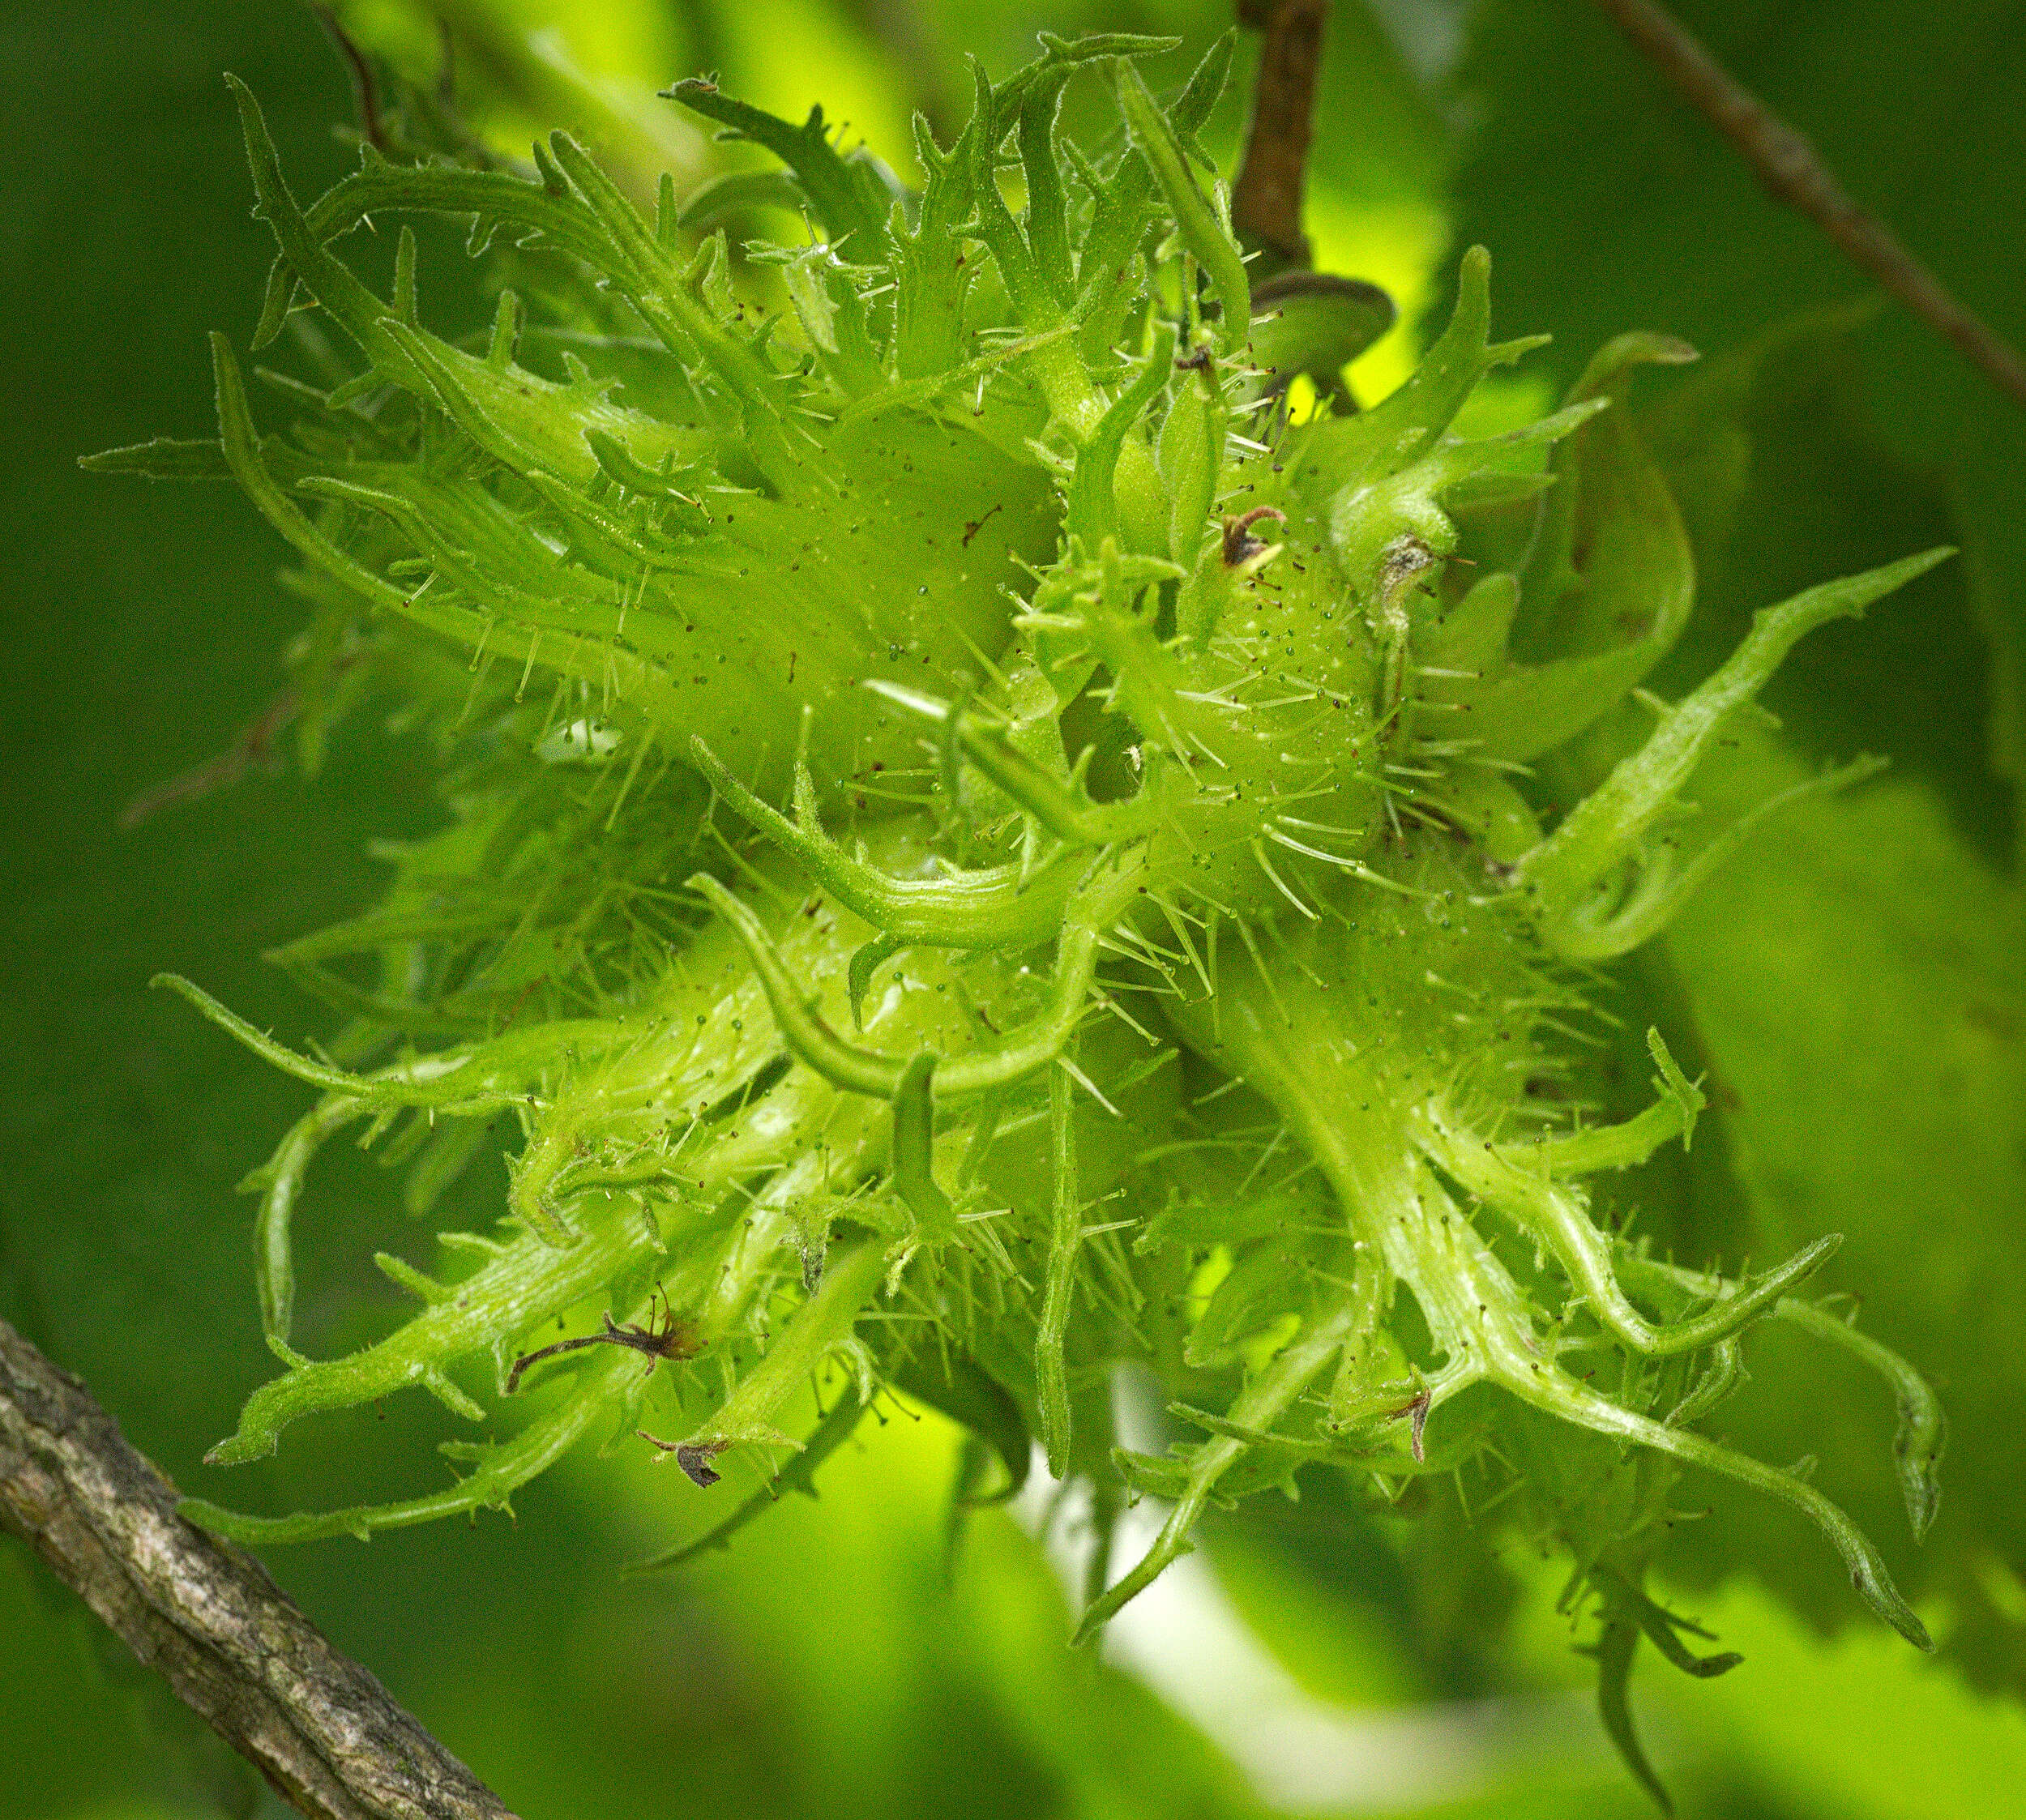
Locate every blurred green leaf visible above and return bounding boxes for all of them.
[1454,0,2026,1695]
[1453,0,2024,857]
[1658,739,2026,1685]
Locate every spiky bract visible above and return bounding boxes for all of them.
[96,32,1949,1801]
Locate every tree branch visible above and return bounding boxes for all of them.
[0,1317,517,1820]
[1233,0,1330,276]
[120,684,301,829]
[310,4,390,154]
[1592,0,2026,413]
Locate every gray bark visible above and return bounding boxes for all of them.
[0,1316,517,1820]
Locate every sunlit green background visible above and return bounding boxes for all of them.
[2,2,2021,1816]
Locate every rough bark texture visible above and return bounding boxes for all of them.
[0,1317,517,1820]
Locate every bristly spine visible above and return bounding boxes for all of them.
[95,32,1950,1807]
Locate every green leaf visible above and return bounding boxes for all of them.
[1246,271,1396,397]
[1455,0,2025,868]
[1452,3,2025,1681]
[673,164,809,234]
[1661,736,2026,1683]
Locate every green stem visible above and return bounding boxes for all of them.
[183,1337,643,1546]
[1074,1269,1376,1643]
[1037,1056,1082,1477]
[692,854,1146,1103]
[1618,1250,1946,1540]
[246,1095,370,1343]
[1412,1100,1838,1357]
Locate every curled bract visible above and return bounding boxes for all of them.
[100,34,1949,1808]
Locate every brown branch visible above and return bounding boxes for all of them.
[120,685,301,829]
[0,1317,518,1820]
[1233,0,1330,276]
[310,5,389,155]
[1592,0,2026,413]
